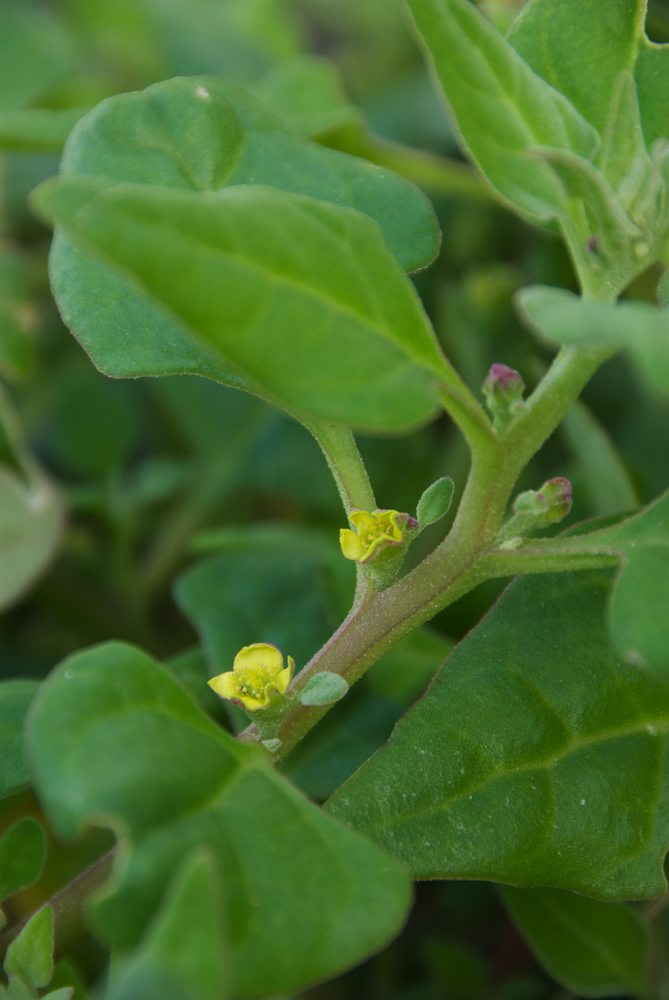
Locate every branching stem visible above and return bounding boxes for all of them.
[241,343,615,760]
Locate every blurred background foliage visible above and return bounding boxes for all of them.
[2,1,669,997]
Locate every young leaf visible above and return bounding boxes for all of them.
[517,286,669,398]
[0,680,39,799]
[4,906,53,990]
[299,672,349,707]
[108,853,228,1000]
[35,177,442,431]
[416,476,454,527]
[0,819,47,903]
[501,886,650,999]
[27,642,411,999]
[404,0,598,221]
[507,0,646,134]
[328,569,669,900]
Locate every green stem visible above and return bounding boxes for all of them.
[302,418,377,607]
[350,134,489,202]
[240,344,612,759]
[303,420,376,515]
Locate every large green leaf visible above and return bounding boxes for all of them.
[108,854,228,1000]
[45,77,438,388]
[501,886,650,998]
[0,681,39,799]
[517,286,669,397]
[52,77,437,273]
[328,569,669,899]
[27,642,411,999]
[507,0,646,134]
[35,176,442,430]
[404,0,598,221]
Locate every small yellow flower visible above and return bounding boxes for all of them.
[208,643,295,711]
[339,509,408,564]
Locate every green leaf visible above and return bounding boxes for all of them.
[501,886,650,998]
[634,38,669,149]
[526,149,660,295]
[285,626,453,800]
[0,818,47,903]
[597,72,649,197]
[0,470,63,612]
[299,672,349,707]
[50,74,438,276]
[27,642,411,999]
[109,853,228,1000]
[0,108,86,153]
[175,527,352,675]
[328,569,669,899]
[252,55,363,141]
[416,476,454,527]
[0,979,34,1000]
[574,495,669,674]
[36,173,441,431]
[517,286,669,397]
[0,680,39,799]
[404,0,598,221]
[4,906,53,990]
[560,402,638,518]
[507,0,646,134]
[0,392,64,611]
[0,1,73,112]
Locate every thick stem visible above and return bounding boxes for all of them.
[240,344,613,760]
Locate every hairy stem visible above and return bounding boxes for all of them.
[241,344,612,759]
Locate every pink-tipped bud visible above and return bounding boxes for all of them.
[513,477,573,526]
[482,364,525,433]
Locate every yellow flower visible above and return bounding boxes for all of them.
[339,509,408,564]
[208,643,294,711]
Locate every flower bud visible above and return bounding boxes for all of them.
[499,477,573,544]
[513,477,573,524]
[482,363,525,433]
